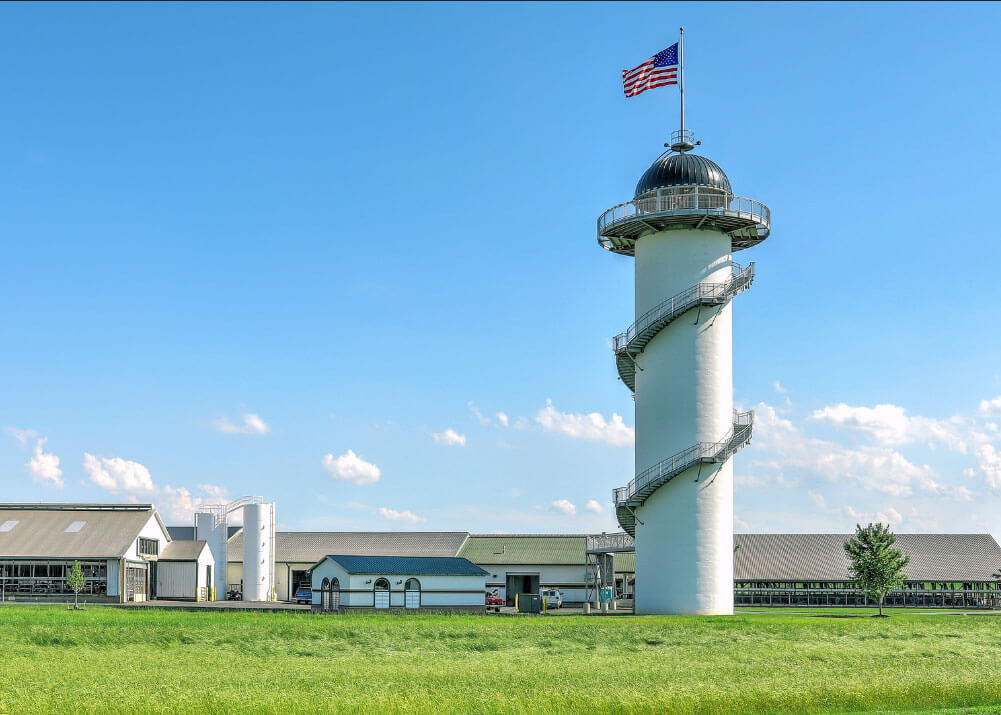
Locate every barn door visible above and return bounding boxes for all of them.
[374,578,390,609]
[405,578,421,609]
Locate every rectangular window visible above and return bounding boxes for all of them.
[0,520,17,532]
[64,521,86,533]
[138,538,159,557]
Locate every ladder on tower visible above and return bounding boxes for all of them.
[614,262,755,392]
[614,410,754,537]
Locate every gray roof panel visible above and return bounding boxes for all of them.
[0,506,160,559]
[323,555,487,576]
[228,531,470,563]
[159,540,208,561]
[735,533,1001,581]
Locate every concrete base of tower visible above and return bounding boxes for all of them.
[632,460,734,615]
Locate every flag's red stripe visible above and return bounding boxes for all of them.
[624,78,678,97]
[623,68,677,86]
[622,60,654,80]
[623,69,677,92]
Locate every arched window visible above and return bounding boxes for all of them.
[321,577,330,611]
[374,578,390,609]
[404,578,421,609]
[330,577,340,610]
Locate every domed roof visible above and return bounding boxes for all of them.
[634,152,732,198]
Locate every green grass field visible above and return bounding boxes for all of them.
[2,605,1000,713]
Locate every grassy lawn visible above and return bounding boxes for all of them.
[2,605,1001,713]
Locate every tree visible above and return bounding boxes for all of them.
[844,523,910,617]
[66,560,86,610]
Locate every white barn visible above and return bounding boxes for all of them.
[310,555,487,612]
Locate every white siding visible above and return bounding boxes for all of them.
[310,560,485,610]
[157,561,198,599]
[484,563,588,604]
[106,559,121,597]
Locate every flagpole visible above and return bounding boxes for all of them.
[679,27,685,139]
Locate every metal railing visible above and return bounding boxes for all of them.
[199,495,263,527]
[614,410,754,506]
[613,262,754,354]
[597,185,770,235]
[586,532,635,553]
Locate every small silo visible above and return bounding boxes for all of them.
[195,510,229,600]
[241,501,275,601]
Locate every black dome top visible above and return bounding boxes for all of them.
[634,152,732,198]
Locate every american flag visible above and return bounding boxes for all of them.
[622,43,679,98]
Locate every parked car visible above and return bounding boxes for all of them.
[541,588,563,609]
[294,585,312,605]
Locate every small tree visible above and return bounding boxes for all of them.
[844,523,910,617]
[67,560,86,610]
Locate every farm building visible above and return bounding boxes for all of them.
[733,533,1001,608]
[0,503,210,603]
[155,539,215,601]
[311,555,487,612]
[456,534,634,606]
[223,531,469,602]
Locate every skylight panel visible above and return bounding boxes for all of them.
[0,520,18,532]
[65,521,86,533]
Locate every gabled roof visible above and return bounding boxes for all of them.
[735,533,1001,581]
[457,535,588,565]
[159,540,209,561]
[0,504,166,559]
[228,531,469,563]
[319,554,488,576]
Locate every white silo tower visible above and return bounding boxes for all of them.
[195,496,275,601]
[597,123,769,614]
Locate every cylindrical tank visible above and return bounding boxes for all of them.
[632,228,734,615]
[242,502,275,601]
[195,512,228,600]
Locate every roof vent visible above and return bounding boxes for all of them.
[0,520,18,532]
[65,521,86,533]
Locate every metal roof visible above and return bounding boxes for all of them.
[0,505,163,559]
[457,535,588,565]
[634,152,732,197]
[159,540,209,561]
[228,531,470,564]
[321,555,488,576]
[735,533,1001,582]
[166,526,241,542]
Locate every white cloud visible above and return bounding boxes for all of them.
[980,395,1001,416]
[467,401,490,426]
[808,491,827,510]
[534,399,634,447]
[432,428,467,447]
[376,507,426,523]
[975,444,1001,488]
[496,412,509,427]
[4,427,38,446]
[27,439,63,488]
[735,474,770,488]
[772,380,788,394]
[197,483,229,502]
[214,412,271,435]
[584,499,603,514]
[551,499,576,515]
[752,403,941,498]
[811,402,987,454]
[83,453,155,492]
[322,449,381,485]
[843,505,903,526]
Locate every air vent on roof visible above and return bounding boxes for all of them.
[65,521,86,533]
[0,520,18,532]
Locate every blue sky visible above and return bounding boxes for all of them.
[2,2,1000,537]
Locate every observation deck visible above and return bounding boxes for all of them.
[614,410,754,536]
[597,185,770,256]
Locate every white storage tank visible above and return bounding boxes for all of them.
[242,502,275,601]
[195,511,229,600]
